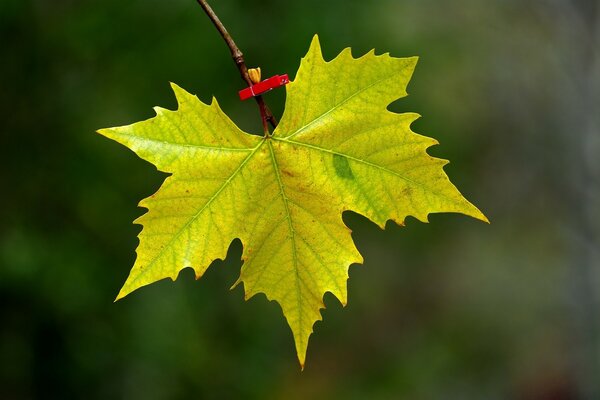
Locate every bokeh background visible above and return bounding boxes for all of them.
[2,0,599,398]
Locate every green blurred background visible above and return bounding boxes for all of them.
[2,0,599,398]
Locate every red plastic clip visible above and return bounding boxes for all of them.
[239,74,289,101]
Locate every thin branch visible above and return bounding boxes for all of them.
[196,0,278,135]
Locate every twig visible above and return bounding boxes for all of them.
[196,0,278,135]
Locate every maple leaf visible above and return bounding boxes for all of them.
[98,35,487,368]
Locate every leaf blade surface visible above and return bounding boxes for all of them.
[98,35,487,368]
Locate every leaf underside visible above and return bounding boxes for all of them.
[98,35,487,368]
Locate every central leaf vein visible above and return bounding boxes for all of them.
[267,140,303,338]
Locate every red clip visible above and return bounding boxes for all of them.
[239,74,289,101]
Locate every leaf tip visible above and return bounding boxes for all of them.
[297,349,307,371]
[168,81,182,91]
[153,106,167,116]
[339,297,348,308]
[456,198,490,224]
[340,46,353,59]
[96,127,112,138]
[307,34,323,59]
[310,33,320,45]
[402,55,419,69]
[230,277,242,291]
[460,206,490,225]
[169,82,197,106]
[114,289,129,302]
[473,208,490,224]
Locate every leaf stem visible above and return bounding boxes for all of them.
[195,0,277,136]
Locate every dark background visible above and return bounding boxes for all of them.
[1,0,599,399]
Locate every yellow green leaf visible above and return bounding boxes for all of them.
[98,35,487,368]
